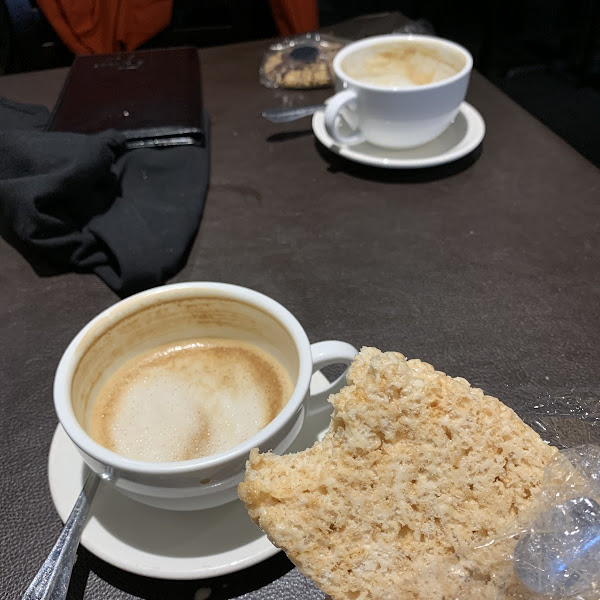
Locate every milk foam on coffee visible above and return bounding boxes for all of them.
[89,338,293,462]
[341,41,465,88]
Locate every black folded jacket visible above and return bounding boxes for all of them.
[0,97,210,297]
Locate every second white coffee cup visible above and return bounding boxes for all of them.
[54,282,357,510]
[325,34,473,149]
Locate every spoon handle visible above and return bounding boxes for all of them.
[22,472,100,600]
[262,104,325,123]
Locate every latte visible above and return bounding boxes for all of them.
[89,337,293,462]
[341,40,465,88]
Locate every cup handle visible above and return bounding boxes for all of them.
[308,341,357,416]
[324,89,366,146]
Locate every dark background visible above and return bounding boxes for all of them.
[1,0,599,167]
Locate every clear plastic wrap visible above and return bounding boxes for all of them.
[471,445,600,600]
[259,32,347,89]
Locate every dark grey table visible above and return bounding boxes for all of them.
[2,17,600,600]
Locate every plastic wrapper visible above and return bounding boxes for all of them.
[407,389,600,600]
[393,17,435,35]
[258,19,435,90]
[259,32,347,90]
[467,445,600,600]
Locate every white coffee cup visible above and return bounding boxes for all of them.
[325,34,473,149]
[54,282,357,511]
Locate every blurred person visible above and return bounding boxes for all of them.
[269,0,319,35]
[35,0,173,54]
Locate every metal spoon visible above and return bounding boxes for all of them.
[262,104,325,123]
[22,471,103,600]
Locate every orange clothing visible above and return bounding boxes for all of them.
[36,0,173,54]
[269,0,319,36]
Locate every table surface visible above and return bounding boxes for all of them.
[2,16,600,600]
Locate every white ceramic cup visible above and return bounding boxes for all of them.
[325,34,473,149]
[54,282,357,511]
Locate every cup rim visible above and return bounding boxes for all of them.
[53,282,313,475]
[333,33,473,93]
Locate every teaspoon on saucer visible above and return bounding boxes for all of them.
[262,104,325,123]
[22,470,107,600]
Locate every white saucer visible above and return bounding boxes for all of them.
[48,371,331,580]
[312,101,485,169]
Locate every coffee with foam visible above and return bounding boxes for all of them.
[341,40,465,88]
[89,338,293,462]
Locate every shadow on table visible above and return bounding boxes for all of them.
[67,547,296,600]
[314,139,484,183]
[266,129,314,143]
[0,219,70,277]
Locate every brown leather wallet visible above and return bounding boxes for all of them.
[48,47,205,148]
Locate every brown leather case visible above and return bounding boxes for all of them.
[48,47,205,148]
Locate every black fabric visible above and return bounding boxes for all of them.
[0,97,209,297]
